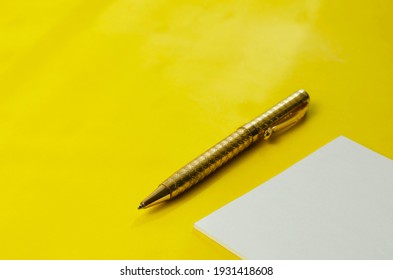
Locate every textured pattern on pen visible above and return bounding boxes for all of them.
[162,90,309,198]
[162,127,253,197]
[243,90,309,140]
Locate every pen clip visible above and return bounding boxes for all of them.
[263,102,309,140]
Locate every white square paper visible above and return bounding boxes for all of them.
[195,136,393,259]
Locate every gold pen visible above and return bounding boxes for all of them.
[138,89,310,209]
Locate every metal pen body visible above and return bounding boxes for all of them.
[138,90,309,209]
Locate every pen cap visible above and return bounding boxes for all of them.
[242,89,309,142]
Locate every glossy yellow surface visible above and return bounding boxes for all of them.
[1,0,392,259]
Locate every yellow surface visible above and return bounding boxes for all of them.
[1,0,392,259]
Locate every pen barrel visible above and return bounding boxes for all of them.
[162,89,309,198]
[162,127,253,197]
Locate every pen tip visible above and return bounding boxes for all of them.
[138,203,144,210]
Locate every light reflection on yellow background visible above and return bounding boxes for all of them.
[0,0,392,259]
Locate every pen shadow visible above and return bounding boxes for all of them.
[135,110,312,218]
[131,202,175,227]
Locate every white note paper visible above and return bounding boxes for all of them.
[195,136,393,259]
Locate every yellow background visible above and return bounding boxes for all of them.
[1,0,392,259]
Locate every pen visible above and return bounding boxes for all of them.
[138,89,310,209]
